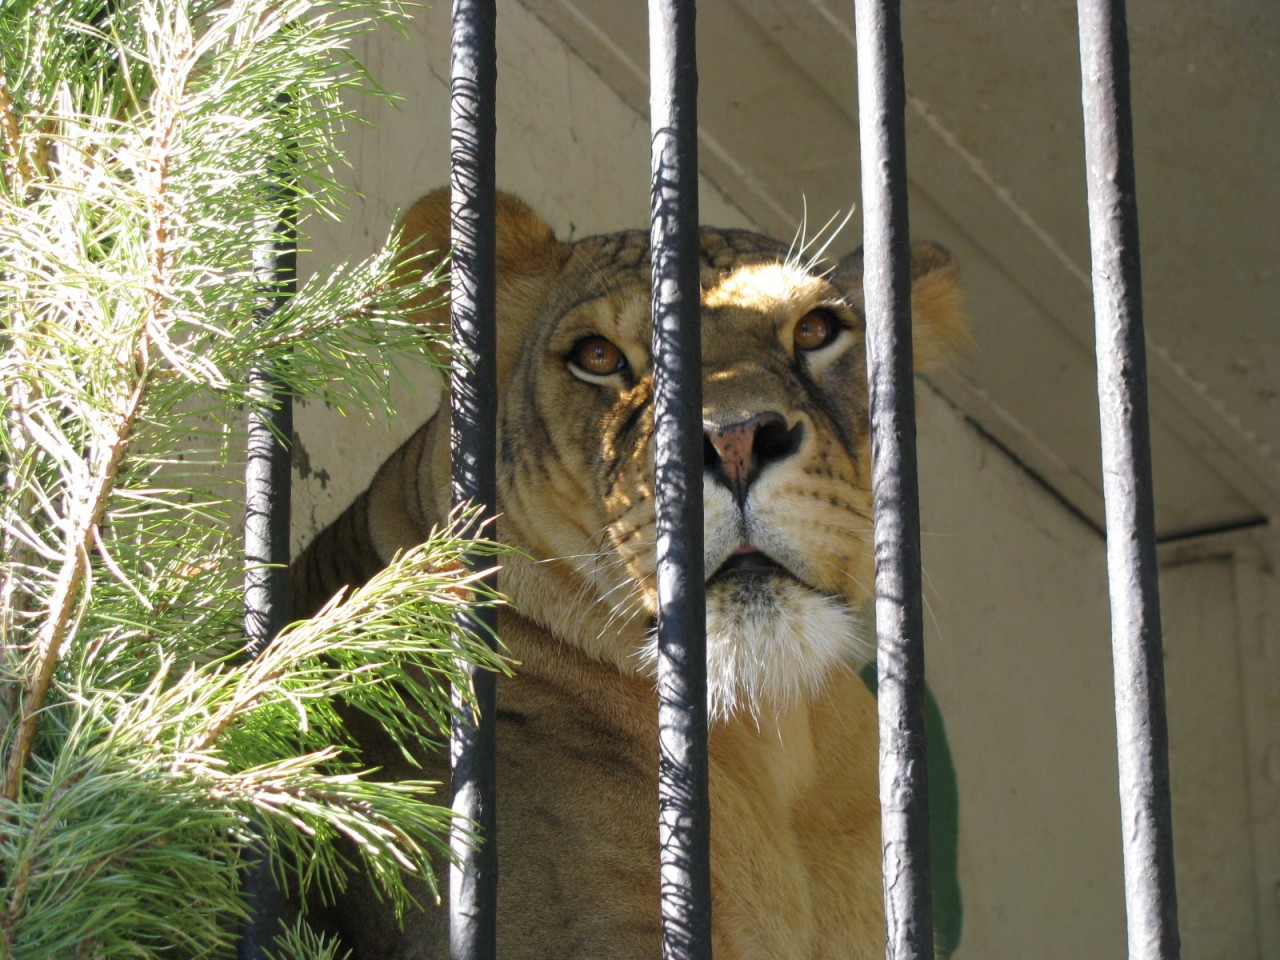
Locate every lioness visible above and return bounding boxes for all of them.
[293,189,965,959]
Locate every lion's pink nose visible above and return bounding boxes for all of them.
[703,412,802,501]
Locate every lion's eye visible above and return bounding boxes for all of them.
[793,310,840,352]
[570,336,628,377]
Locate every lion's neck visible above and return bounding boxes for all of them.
[495,609,657,740]
[497,607,863,804]
[713,700,822,805]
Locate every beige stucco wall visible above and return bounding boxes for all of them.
[291,3,1276,957]
[918,388,1272,958]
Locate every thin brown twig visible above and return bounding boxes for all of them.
[2,366,150,803]
[1,442,36,729]
[0,77,30,192]
[1,767,87,955]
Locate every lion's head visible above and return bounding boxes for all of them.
[400,190,965,720]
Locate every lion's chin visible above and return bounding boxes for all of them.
[637,575,872,724]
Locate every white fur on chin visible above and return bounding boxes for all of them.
[638,576,872,723]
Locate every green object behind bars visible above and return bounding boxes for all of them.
[859,662,963,959]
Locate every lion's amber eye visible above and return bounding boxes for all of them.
[570,336,627,377]
[793,310,839,352]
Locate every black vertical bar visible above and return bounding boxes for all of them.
[851,3,934,959]
[448,3,499,960]
[1076,3,1180,958]
[647,2,711,959]
[238,113,297,959]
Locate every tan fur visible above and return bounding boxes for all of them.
[293,189,965,959]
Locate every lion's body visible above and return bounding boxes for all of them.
[292,189,964,959]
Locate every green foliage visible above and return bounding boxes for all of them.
[263,920,350,960]
[0,2,499,957]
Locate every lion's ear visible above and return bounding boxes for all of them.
[836,241,968,372]
[394,189,568,367]
[909,241,968,372]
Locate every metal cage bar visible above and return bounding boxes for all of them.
[242,241,296,658]
[1076,2,1181,958]
[851,2,936,958]
[237,140,297,960]
[647,2,713,959]
[448,2,500,959]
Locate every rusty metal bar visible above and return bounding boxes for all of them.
[448,1,500,958]
[647,1,712,958]
[851,2,935,958]
[1076,2,1181,958]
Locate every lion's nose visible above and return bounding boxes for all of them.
[703,412,803,501]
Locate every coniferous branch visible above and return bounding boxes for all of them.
[0,2,499,956]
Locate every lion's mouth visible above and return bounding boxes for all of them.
[706,545,798,586]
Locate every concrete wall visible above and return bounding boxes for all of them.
[292,3,1276,956]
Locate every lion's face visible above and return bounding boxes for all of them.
[402,192,964,720]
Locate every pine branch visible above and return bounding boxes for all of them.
[3,366,149,803]
[0,4,483,954]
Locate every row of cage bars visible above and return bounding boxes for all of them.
[238,0,1181,957]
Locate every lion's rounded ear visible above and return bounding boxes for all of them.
[909,241,969,372]
[393,188,567,338]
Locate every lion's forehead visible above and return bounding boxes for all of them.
[554,227,843,330]
[562,228,794,293]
